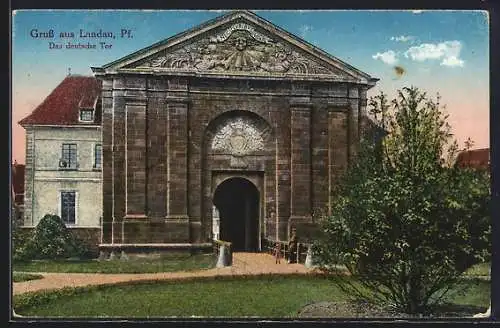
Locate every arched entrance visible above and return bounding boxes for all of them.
[213,177,260,252]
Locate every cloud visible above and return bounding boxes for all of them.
[372,50,398,65]
[298,24,313,38]
[441,56,465,67]
[390,35,415,42]
[404,40,465,67]
[418,67,431,74]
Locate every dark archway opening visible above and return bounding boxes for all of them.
[213,177,259,252]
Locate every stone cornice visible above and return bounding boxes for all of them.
[123,214,148,220]
[326,99,350,112]
[124,97,148,106]
[289,97,313,109]
[93,69,366,85]
[164,215,190,222]
[166,96,191,104]
[27,124,102,129]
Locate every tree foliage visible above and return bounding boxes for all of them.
[314,86,490,315]
[15,214,90,261]
[12,227,32,262]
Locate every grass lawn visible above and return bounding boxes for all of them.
[464,262,490,278]
[13,275,490,318]
[12,272,44,283]
[12,254,216,274]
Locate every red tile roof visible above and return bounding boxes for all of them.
[455,148,490,170]
[19,75,102,126]
[11,163,25,205]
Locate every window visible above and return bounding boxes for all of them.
[60,191,76,225]
[60,143,78,169]
[79,109,94,122]
[94,144,102,169]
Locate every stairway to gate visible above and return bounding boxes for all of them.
[230,252,312,275]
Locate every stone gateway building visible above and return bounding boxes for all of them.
[92,10,378,254]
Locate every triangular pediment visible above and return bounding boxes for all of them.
[94,11,377,84]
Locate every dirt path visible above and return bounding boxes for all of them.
[13,252,315,296]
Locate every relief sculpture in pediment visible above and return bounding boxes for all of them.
[135,22,339,75]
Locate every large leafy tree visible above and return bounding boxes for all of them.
[315,86,490,315]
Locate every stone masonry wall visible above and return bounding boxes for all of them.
[101,75,368,247]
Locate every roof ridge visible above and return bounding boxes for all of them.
[65,74,95,78]
[462,148,489,152]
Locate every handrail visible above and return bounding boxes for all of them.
[213,239,232,247]
[263,239,312,264]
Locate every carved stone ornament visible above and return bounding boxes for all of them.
[211,117,264,157]
[135,22,340,75]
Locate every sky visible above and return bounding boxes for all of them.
[11,10,490,164]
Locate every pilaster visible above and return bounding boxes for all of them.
[165,78,190,239]
[101,77,113,243]
[327,100,349,215]
[124,98,148,217]
[289,97,313,231]
[270,107,290,241]
[348,87,360,163]
[146,79,168,219]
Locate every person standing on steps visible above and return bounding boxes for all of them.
[273,242,282,264]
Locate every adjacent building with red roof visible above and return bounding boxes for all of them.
[11,162,25,227]
[19,75,102,250]
[455,148,490,170]
[12,162,25,205]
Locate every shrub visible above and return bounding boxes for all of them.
[21,214,90,260]
[12,228,32,262]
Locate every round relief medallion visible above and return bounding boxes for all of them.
[229,130,248,156]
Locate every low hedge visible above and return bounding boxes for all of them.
[12,272,44,283]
